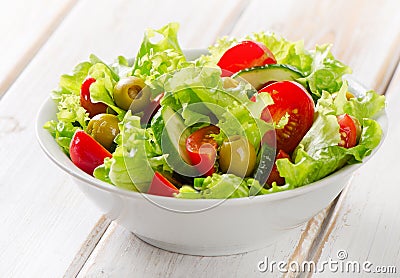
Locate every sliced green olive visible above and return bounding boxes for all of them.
[113,76,150,112]
[87,114,120,150]
[219,135,256,177]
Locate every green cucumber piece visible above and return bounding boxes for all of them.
[151,107,196,176]
[232,64,303,90]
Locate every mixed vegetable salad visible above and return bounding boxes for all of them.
[44,22,385,199]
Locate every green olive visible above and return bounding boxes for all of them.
[87,114,120,150]
[219,135,256,177]
[113,76,150,112]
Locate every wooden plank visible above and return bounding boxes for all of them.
[0,0,245,276]
[310,62,400,277]
[0,0,78,96]
[79,0,400,276]
[78,221,304,278]
[78,207,336,277]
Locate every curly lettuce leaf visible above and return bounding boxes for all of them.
[44,61,92,153]
[216,101,271,152]
[94,112,171,191]
[343,90,386,122]
[176,174,252,199]
[277,118,382,188]
[88,63,125,117]
[304,44,352,98]
[160,67,250,126]
[316,81,385,121]
[133,22,188,84]
[111,55,134,79]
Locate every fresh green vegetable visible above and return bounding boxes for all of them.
[176,174,251,199]
[44,62,92,153]
[133,22,188,85]
[232,64,303,90]
[94,112,171,192]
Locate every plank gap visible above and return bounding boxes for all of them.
[64,216,112,278]
[379,40,400,97]
[302,184,351,278]
[0,0,80,99]
[283,198,338,278]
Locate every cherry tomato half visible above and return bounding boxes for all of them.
[80,77,108,118]
[185,125,220,176]
[337,114,357,148]
[258,81,315,154]
[266,149,290,186]
[217,41,277,75]
[147,172,179,197]
[70,130,112,175]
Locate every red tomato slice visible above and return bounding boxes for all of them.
[217,41,277,75]
[337,114,357,148]
[259,81,315,154]
[80,77,107,118]
[147,172,179,197]
[70,130,112,175]
[185,125,220,176]
[266,150,290,186]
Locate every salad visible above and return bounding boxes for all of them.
[44,22,385,199]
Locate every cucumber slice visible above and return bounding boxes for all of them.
[232,64,303,90]
[152,107,195,176]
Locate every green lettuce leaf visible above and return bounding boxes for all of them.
[44,61,92,153]
[110,55,134,79]
[94,112,170,192]
[89,54,120,82]
[88,63,125,117]
[93,157,113,184]
[298,114,341,155]
[216,101,270,152]
[276,118,382,187]
[176,174,251,199]
[343,90,386,122]
[161,67,248,111]
[316,81,385,121]
[304,44,352,98]
[133,22,188,84]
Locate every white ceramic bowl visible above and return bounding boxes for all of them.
[36,50,388,256]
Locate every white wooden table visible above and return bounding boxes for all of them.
[1,0,399,277]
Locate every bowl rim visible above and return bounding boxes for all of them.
[35,50,388,206]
